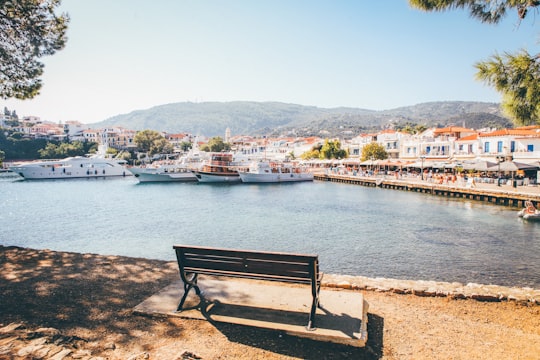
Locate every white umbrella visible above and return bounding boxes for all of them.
[406,160,435,168]
[462,160,496,171]
[360,159,378,166]
[486,161,538,172]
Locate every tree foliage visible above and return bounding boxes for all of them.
[200,136,231,152]
[408,0,536,23]
[394,122,427,134]
[319,139,347,160]
[409,0,540,125]
[300,144,322,160]
[0,128,46,159]
[0,0,69,99]
[361,142,388,161]
[38,141,90,158]
[133,130,172,156]
[0,128,97,159]
[180,141,192,152]
[475,50,540,125]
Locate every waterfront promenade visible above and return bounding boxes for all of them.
[314,170,540,207]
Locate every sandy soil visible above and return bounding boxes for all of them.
[1,245,539,360]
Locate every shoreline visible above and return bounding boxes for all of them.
[324,273,540,305]
[3,245,538,305]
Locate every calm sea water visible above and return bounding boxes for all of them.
[1,177,539,288]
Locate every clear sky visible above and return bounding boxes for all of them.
[2,0,537,124]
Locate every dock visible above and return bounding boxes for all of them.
[314,173,540,207]
[134,277,369,348]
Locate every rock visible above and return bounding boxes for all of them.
[49,348,73,360]
[470,294,500,302]
[33,327,61,336]
[103,342,116,350]
[0,344,13,355]
[33,346,52,359]
[127,352,150,360]
[336,281,352,289]
[0,323,24,333]
[180,350,202,359]
[72,349,93,359]
[17,344,41,357]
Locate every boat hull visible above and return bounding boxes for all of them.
[194,171,241,183]
[9,158,130,180]
[522,212,540,221]
[129,167,197,183]
[239,172,313,183]
[237,160,314,183]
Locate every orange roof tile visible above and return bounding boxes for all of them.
[479,129,537,137]
[433,126,475,134]
[456,134,479,141]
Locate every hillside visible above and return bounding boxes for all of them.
[96,101,511,137]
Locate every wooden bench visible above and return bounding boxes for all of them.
[173,245,323,330]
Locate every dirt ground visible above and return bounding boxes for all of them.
[1,245,539,360]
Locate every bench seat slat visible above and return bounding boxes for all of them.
[182,267,315,283]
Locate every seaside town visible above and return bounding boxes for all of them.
[3,110,540,185]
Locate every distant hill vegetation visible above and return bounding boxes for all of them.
[95,101,512,138]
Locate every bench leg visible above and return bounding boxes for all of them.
[177,273,202,312]
[306,280,321,331]
[307,297,318,331]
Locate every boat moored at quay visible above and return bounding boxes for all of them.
[238,160,314,183]
[193,152,242,183]
[9,156,131,180]
[517,200,540,220]
[129,165,198,183]
[129,153,204,183]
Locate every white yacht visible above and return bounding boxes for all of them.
[9,156,131,180]
[238,160,313,183]
[129,164,198,182]
[129,156,203,183]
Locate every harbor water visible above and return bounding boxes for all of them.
[1,177,539,288]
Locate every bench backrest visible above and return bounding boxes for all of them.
[174,245,319,284]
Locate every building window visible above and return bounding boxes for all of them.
[497,141,503,153]
[527,144,534,152]
[484,142,490,153]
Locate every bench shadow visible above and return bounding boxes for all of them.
[200,300,384,359]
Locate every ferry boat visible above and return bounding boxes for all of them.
[193,153,241,183]
[9,156,131,180]
[238,160,314,183]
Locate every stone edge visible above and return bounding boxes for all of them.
[322,274,540,305]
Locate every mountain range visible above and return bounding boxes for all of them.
[96,101,513,138]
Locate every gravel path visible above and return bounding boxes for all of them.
[1,246,539,359]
